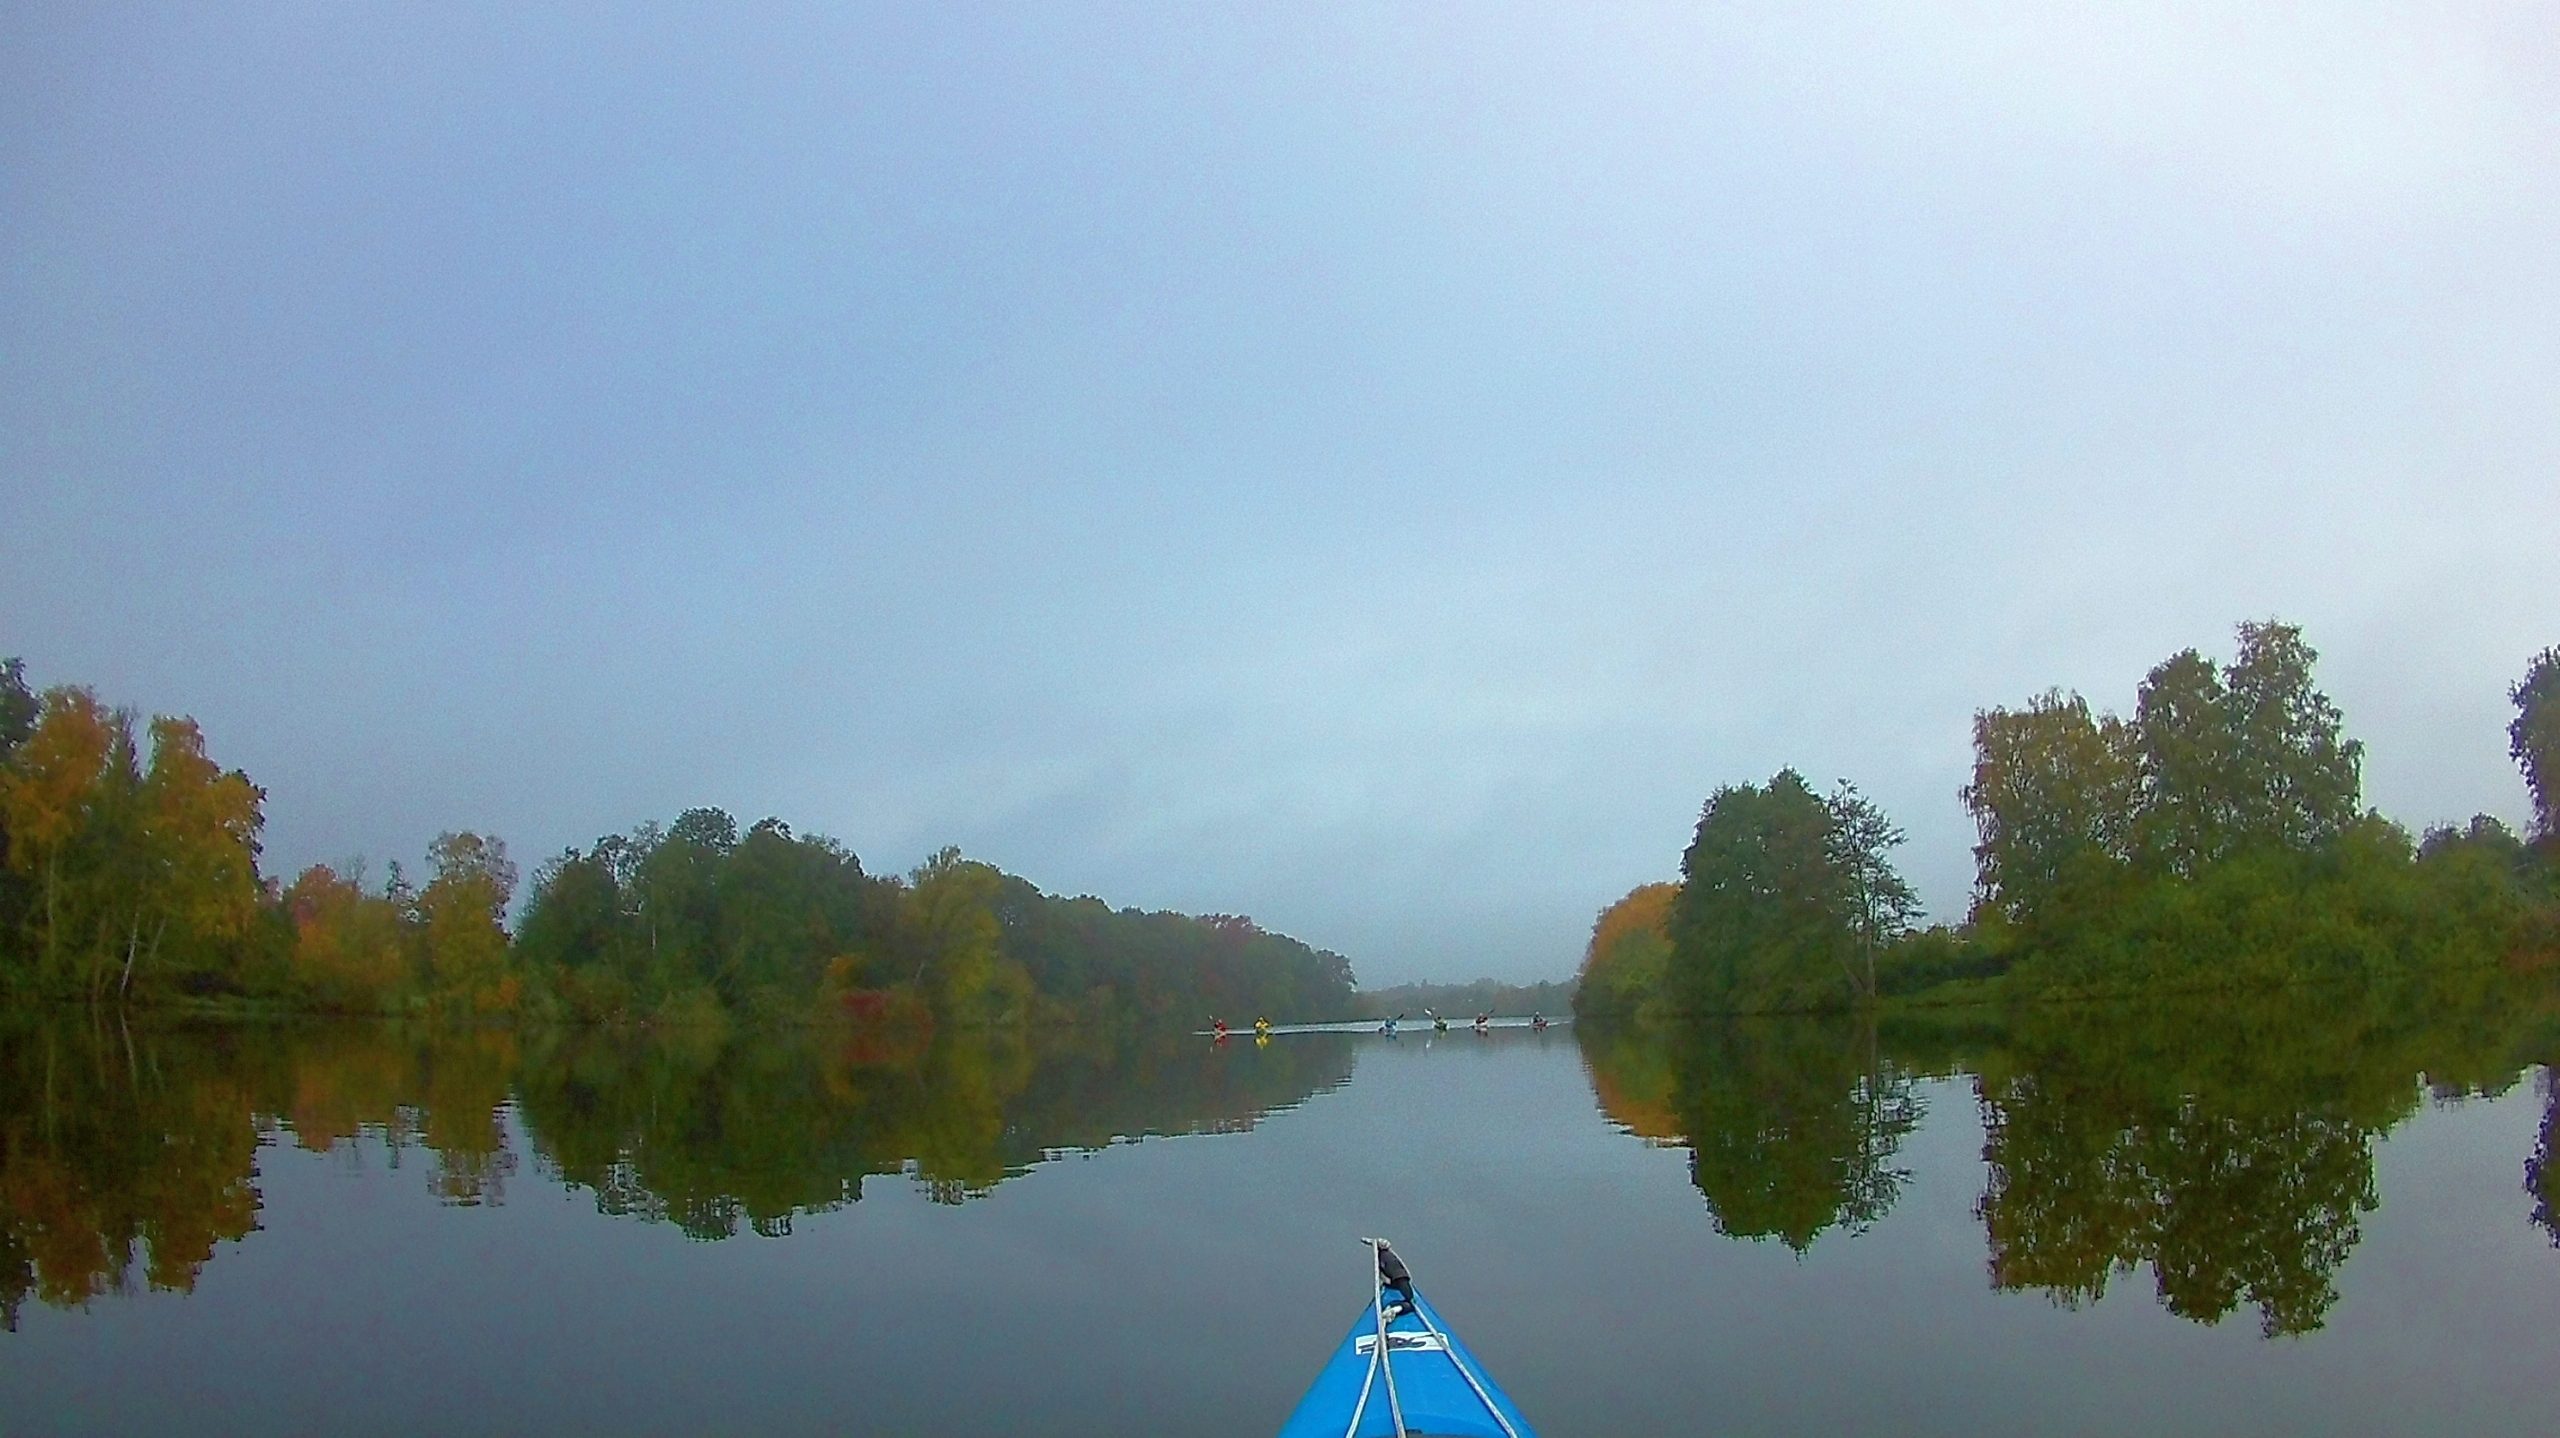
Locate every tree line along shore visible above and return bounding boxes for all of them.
[1578,622,2560,1021]
[0,657,1355,1028]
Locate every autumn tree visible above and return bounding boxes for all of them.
[283,864,412,1011]
[0,687,123,990]
[1575,881,1678,1021]
[419,831,518,1013]
[899,847,1032,1024]
[0,693,264,999]
[116,717,264,996]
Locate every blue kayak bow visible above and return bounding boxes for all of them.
[1276,1240,1538,1438]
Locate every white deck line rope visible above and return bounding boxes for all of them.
[1342,1329,1377,1438]
[1371,1241,1407,1437]
[1343,1243,1384,1438]
[1408,1298,1522,1438]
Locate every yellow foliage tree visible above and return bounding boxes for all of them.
[420,832,519,1014]
[1576,881,1680,1021]
[0,689,121,989]
[903,847,1033,1025]
[122,716,264,996]
[0,694,263,998]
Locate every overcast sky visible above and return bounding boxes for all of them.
[5,4,2554,984]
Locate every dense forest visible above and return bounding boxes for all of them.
[0,657,1357,1027]
[1580,624,2560,1019]
[1354,977,1574,1021]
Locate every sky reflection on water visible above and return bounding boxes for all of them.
[2,1004,2556,1436]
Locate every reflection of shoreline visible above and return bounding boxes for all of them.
[1576,968,2560,1336]
[0,1019,1358,1323]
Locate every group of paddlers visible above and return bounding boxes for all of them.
[1210,1010,1552,1040]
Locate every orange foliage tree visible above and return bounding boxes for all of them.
[1575,881,1679,1021]
[283,864,413,1011]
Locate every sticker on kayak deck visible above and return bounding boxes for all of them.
[1355,1332,1450,1355]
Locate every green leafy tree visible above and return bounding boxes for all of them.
[715,818,867,1009]
[2513,646,2560,843]
[0,659,34,758]
[2132,622,2362,875]
[1825,780,1920,1001]
[668,806,739,853]
[1671,771,1837,1013]
[512,847,634,1016]
[513,807,1353,1027]
[2418,814,2530,868]
[2133,648,2233,875]
[2222,621,2363,851]
[0,658,35,973]
[2529,1076,2560,1249]
[1669,770,1916,1013]
[1963,620,2425,997]
[1654,1017,1923,1251]
[1963,690,2139,923]
[635,818,725,999]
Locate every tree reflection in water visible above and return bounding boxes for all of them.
[0,1016,1354,1323]
[1581,967,2560,1335]
[1675,1018,1922,1252]
[0,1018,262,1330]
[2527,1071,2560,1249]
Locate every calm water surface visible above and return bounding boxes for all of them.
[5,981,2558,1435]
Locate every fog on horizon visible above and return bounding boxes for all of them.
[5,4,2553,984]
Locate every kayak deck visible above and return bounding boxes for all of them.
[1277,1286,1537,1438]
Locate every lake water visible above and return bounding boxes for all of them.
[4,978,2558,1436]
